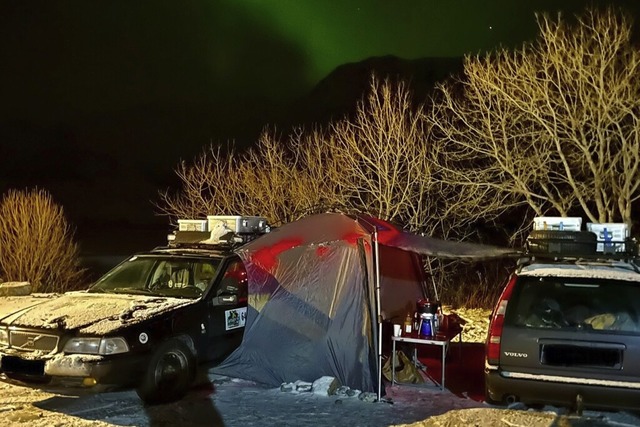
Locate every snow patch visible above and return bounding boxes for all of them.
[312,376,340,396]
[44,354,103,377]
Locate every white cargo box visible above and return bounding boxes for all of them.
[207,215,268,234]
[178,219,208,232]
[532,216,582,231]
[587,222,629,253]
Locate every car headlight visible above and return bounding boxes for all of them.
[63,337,129,355]
[0,328,8,346]
[98,337,129,355]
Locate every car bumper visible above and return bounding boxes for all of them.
[485,365,640,411]
[0,351,149,394]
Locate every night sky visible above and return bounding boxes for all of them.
[1,0,637,253]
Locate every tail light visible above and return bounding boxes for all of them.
[486,274,517,365]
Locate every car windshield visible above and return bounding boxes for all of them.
[88,255,222,299]
[507,275,640,333]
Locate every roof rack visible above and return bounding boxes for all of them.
[167,215,270,249]
[524,217,638,262]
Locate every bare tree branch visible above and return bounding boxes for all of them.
[429,7,640,228]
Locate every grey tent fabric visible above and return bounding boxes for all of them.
[213,213,519,394]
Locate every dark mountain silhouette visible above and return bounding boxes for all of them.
[286,55,464,129]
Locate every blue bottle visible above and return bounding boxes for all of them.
[419,314,433,337]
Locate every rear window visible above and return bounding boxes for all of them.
[505,275,640,333]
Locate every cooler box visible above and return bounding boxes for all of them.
[586,223,629,253]
[178,219,208,232]
[207,215,268,234]
[532,216,582,231]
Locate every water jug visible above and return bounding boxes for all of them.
[419,313,435,337]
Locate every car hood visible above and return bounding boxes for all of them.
[0,292,197,335]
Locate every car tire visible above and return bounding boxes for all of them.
[136,338,196,404]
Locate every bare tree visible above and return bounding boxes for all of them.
[157,143,246,221]
[429,7,640,228]
[159,75,480,239]
[0,188,86,293]
[158,128,349,226]
[233,130,330,225]
[328,75,442,233]
[157,75,506,306]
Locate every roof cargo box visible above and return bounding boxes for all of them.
[527,230,596,256]
[532,217,582,232]
[587,223,630,253]
[178,219,208,232]
[207,215,268,234]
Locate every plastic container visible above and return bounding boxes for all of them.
[178,219,208,232]
[403,313,413,334]
[419,313,435,337]
[532,217,582,232]
[207,215,268,234]
[586,223,630,253]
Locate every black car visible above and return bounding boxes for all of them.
[485,218,640,412]
[0,220,264,404]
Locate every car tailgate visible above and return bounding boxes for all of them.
[499,327,640,383]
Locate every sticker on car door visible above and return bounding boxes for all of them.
[225,307,247,330]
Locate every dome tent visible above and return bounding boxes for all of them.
[213,213,517,398]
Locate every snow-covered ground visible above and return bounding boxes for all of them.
[1,370,640,427]
[1,298,640,426]
[0,372,480,427]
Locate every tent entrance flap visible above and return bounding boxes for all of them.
[215,238,378,393]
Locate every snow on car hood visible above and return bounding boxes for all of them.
[0,292,197,335]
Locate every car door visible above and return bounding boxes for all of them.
[204,257,248,361]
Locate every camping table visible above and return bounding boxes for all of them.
[391,328,462,390]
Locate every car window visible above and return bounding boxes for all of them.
[216,260,248,303]
[506,276,640,333]
[90,256,221,299]
[91,257,156,291]
[150,261,192,289]
[194,262,217,291]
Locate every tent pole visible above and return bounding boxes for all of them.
[373,228,383,401]
[427,256,439,302]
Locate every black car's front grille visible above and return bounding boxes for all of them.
[9,331,59,352]
[1,355,46,376]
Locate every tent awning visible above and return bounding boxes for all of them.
[377,228,521,259]
[239,212,521,261]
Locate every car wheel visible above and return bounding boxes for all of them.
[136,338,195,404]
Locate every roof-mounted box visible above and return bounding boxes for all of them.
[533,217,582,232]
[207,215,268,234]
[178,219,208,232]
[587,223,630,253]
